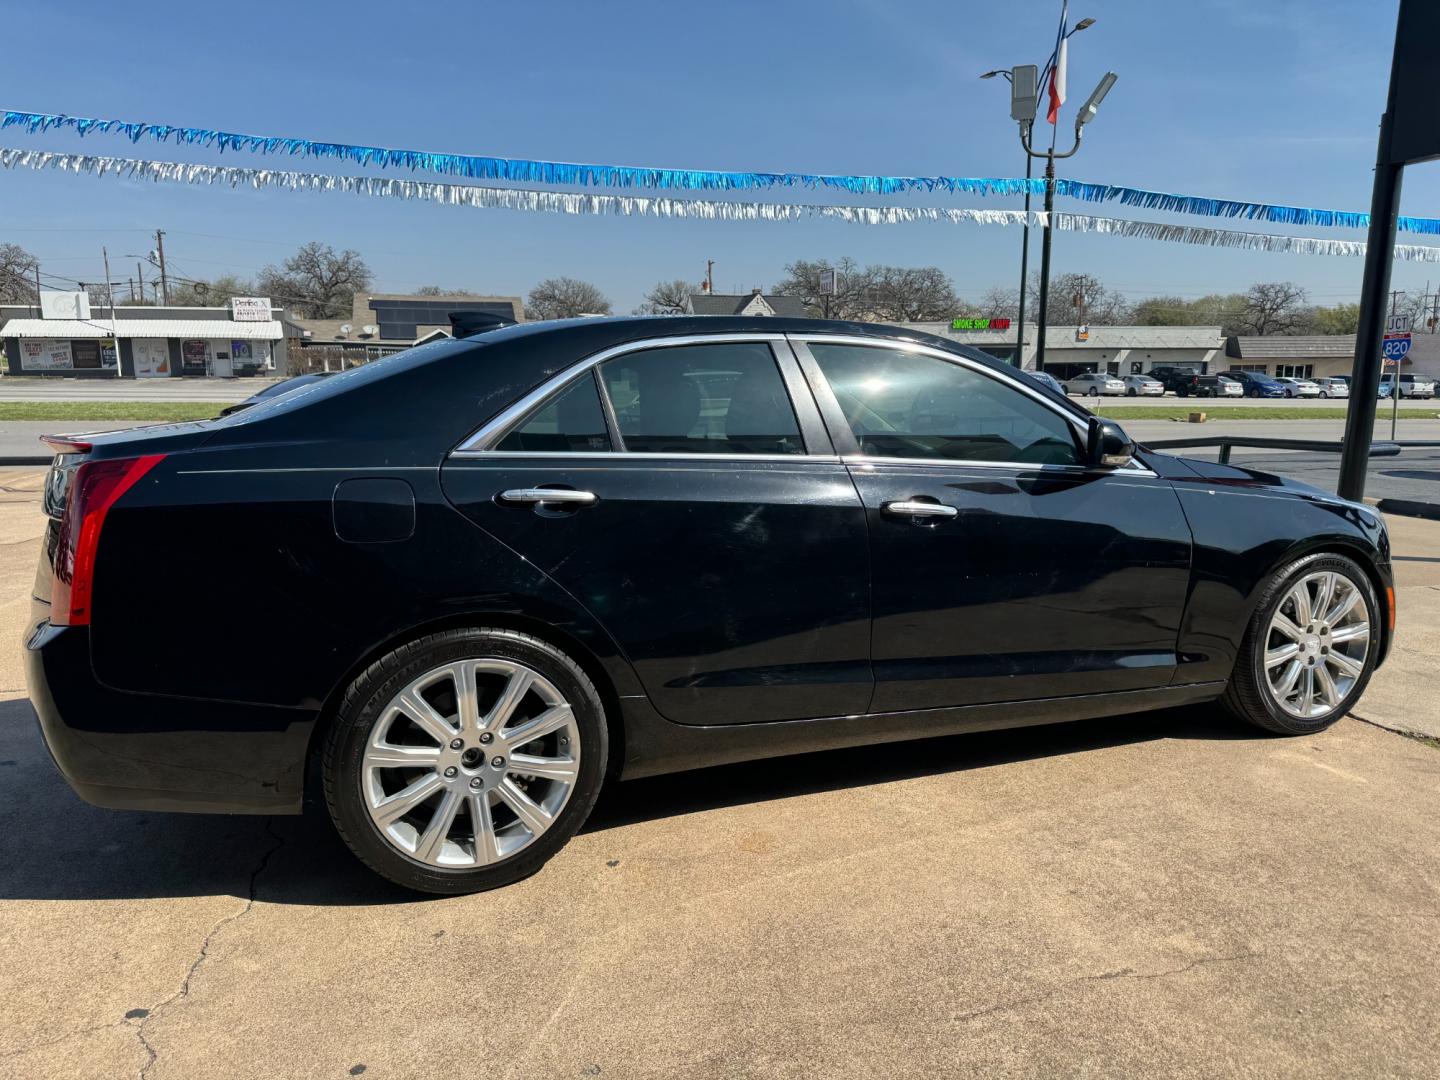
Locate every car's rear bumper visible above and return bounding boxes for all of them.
[23,610,313,814]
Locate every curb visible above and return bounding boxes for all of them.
[1375,498,1440,522]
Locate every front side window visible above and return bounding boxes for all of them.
[808,342,1082,465]
[599,342,803,455]
[495,373,612,452]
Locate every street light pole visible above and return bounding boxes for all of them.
[983,13,1103,371]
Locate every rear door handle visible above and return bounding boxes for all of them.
[499,488,598,506]
[881,500,958,519]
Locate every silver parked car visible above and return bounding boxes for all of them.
[1066,372,1127,397]
[1023,369,1066,395]
[1216,376,1245,397]
[1122,374,1165,397]
[1314,377,1349,398]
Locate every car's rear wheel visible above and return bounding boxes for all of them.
[323,628,608,894]
[1127,387,1137,396]
[1221,553,1380,735]
[1087,387,1100,397]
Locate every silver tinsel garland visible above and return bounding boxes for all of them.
[4,148,1439,262]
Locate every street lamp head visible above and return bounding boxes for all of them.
[1074,71,1118,129]
[1009,64,1040,123]
[978,69,1011,81]
[1073,17,1096,31]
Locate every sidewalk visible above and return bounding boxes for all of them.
[1350,513,1440,739]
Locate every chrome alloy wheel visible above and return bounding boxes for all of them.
[1263,571,1372,719]
[361,659,581,867]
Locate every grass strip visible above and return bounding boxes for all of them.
[0,402,228,422]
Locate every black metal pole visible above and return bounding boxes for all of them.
[1034,154,1056,373]
[1015,155,1033,367]
[1337,111,1403,502]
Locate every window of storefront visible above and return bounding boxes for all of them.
[181,340,211,376]
[1229,363,1268,373]
[1275,364,1315,378]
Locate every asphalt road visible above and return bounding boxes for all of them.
[0,377,280,402]
[1,467,1438,1078]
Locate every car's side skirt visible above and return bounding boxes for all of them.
[618,682,1228,780]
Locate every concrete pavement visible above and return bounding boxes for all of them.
[0,377,278,403]
[0,468,1438,1078]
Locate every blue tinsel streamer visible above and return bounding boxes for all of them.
[5,109,1437,235]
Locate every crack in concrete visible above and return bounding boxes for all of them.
[130,819,285,1080]
[1349,712,1440,749]
[949,951,1262,1024]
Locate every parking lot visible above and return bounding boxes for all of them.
[0,465,1437,1079]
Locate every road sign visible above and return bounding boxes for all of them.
[1382,332,1412,362]
[1386,314,1411,333]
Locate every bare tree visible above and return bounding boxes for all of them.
[414,285,446,296]
[1042,272,1131,325]
[771,257,873,319]
[1236,281,1309,336]
[0,243,39,302]
[526,277,612,320]
[978,286,1020,321]
[634,279,694,315]
[867,265,964,321]
[255,242,372,318]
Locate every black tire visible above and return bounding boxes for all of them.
[323,628,609,894]
[1127,387,1137,397]
[1178,386,1189,397]
[1087,387,1100,397]
[1221,553,1381,735]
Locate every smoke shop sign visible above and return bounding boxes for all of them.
[951,318,1012,330]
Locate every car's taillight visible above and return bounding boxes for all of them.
[51,454,164,627]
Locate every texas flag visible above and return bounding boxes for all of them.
[1047,31,1068,124]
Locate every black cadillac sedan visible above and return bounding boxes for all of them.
[24,317,1394,894]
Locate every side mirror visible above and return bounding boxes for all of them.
[1086,417,1135,468]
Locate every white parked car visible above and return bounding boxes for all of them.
[1382,374,1436,399]
[1273,377,1321,398]
[1314,377,1349,398]
[1066,372,1127,397]
[1121,374,1165,397]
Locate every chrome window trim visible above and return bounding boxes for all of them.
[840,454,1157,479]
[452,333,790,455]
[450,451,837,463]
[790,333,1152,474]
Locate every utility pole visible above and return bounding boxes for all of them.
[154,229,169,304]
[137,261,145,305]
[102,247,121,378]
[33,262,42,316]
[704,259,714,295]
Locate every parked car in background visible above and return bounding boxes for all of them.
[1122,374,1165,397]
[1220,370,1288,398]
[1216,376,1245,397]
[25,316,1396,893]
[1273,377,1322,398]
[1023,369,1066,395]
[1170,374,1231,398]
[1148,366,1200,393]
[1314,377,1349,398]
[1381,373,1436,399]
[1065,372,1127,397]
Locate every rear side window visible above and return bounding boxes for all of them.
[495,373,612,452]
[599,342,804,455]
[809,342,1082,465]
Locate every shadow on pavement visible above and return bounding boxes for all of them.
[0,698,1261,905]
[585,704,1261,833]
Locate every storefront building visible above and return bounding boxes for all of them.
[0,295,288,378]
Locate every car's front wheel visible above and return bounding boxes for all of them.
[323,628,608,894]
[1221,553,1380,735]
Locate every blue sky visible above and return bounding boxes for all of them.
[2,0,1434,313]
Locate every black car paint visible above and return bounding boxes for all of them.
[23,317,1394,814]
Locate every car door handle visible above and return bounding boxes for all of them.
[881,500,958,519]
[499,488,598,506]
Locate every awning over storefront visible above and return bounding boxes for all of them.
[0,319,284,340]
